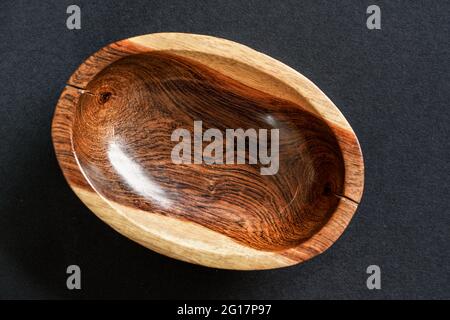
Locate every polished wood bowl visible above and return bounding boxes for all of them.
[52,33,364,270]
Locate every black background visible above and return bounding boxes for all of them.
[0,0,449,299]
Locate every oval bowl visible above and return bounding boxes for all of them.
[52,33,364,270]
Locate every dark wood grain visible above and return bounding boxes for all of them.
[52,33,364,269]
[70,52,344,250]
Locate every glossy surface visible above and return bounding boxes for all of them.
[72,52,345,250]
[52,33,364,269]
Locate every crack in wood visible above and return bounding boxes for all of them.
[333,193,360,205]
[65,83,95,96]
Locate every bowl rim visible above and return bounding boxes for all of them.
[52,32,364,270]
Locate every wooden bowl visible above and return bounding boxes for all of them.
[52,33,364,270]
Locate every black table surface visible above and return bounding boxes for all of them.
[0,0,449,299]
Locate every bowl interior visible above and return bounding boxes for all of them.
[72,51,345,251]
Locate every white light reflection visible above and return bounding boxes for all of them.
[265,114,277,127]
[107,140,172,209]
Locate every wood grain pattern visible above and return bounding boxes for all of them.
[52,33,364,269]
